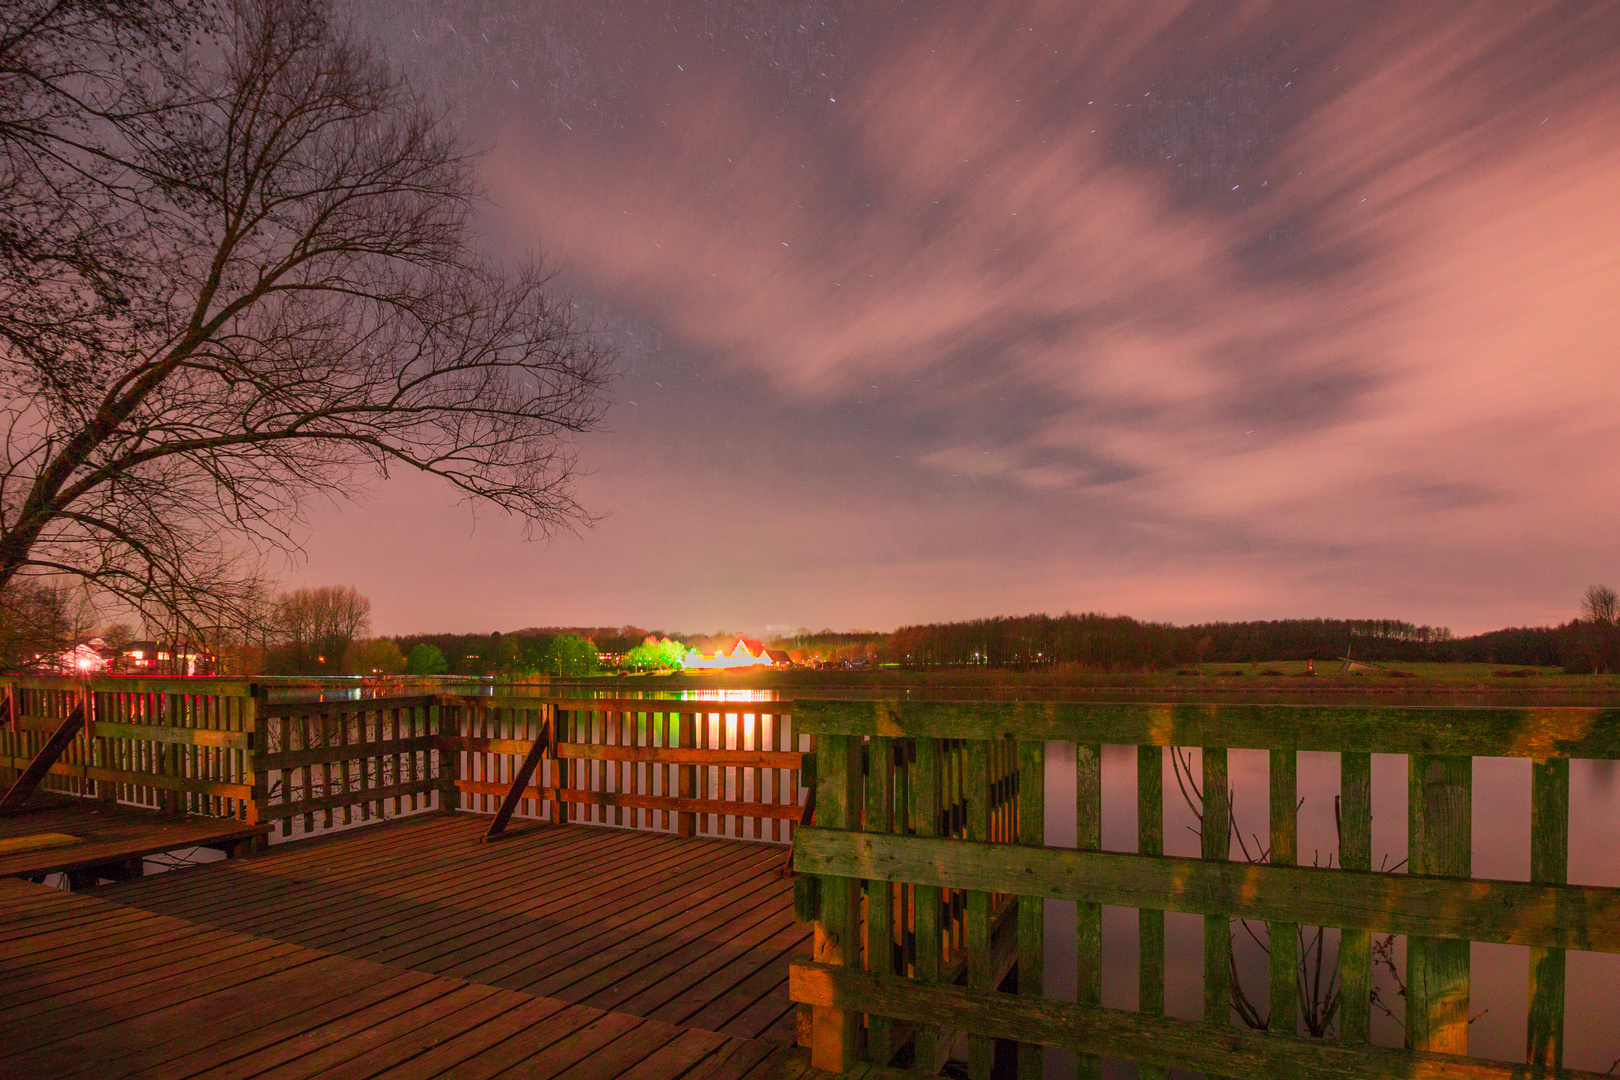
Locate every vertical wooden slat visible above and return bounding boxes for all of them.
[1076,742,1103,1080]
[1338,751,1373,1043]
[1270,748,1298,1036]
[1527,756,1568,1069]
[1138,744,1166,1080]
[677,711,696,837]
[965,739,994,1080]
[865,735,895,1066]
[1203,747,1231,1029]
[811,732,863,1073]
[911,736,941,1076]
[1016,739,1045,1080]
[1407,753,1471,1054]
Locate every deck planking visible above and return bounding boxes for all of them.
[0,871,820,1080]
[0,797,269,880]
[102,813,811,1045]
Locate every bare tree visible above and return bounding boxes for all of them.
[0,0,611,631]
[1581,584,1619,626]
[269,584,369,674]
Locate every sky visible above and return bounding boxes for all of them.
[299,0,1620,637]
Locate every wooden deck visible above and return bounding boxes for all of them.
[0,795,269,882]
[1,813,831,1080]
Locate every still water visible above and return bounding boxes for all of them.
[1037,745,1620,1076]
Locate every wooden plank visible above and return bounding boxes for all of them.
[789,829,1620,952]
[1338,751,1373,1044]
[1527,756,1568,1070]
[1202,747,1231,1032]
[792,700,1620,759]
[909,737,941,1077]
[1269,747,1298,1037]
[810,733,863,1073]
[484,714,551,842]
[1077,741,1102,1080]
[1016,739,1044,1080]
[0,757,256,801]
[964,739,994,1080]
[1407,754,1471,1054]
[1138,745,1166,1080]
[865,735,895,1067]
[452,781,805,821]
[255,735,435,771]
[88,721,251,749]
[788,959,1617,1080]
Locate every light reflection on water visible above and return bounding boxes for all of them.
[1038,745,1620,1076]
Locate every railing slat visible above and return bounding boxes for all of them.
[1338,751,1373,1044]
[1077,742,1103,1080]
[1527,756,1569,1069]
[811,732,863,1073]
[1138,744,1167,1080]
[1407,754,1472,1053]
[866,735,895,1066]
[911,736,942,1077]
[1203,747,1232,1039]
[1270,748,1299,1037]
[1016,739,1044,1080]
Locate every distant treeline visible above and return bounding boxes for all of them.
[875,613,1612,671]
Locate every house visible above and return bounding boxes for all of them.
[683,638,794,670]
[120,641,215,676]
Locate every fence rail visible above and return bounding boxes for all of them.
[788,698,1620,1080]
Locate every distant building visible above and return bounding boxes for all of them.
[683,638,794,670]
[120,641,215,676]
[53,639,113,674]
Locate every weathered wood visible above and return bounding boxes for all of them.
[1407,754,1471,1054]
[1137,745,1166,1080]
[811,733,863,1072]
[484,711,553,842]
[1,702,86,810]
[909,737,941,1077]
[84,722,252,750]
[1269,748,1297,1037]
[1203,747,1231,1031]
[790,828,1620,953]
[964,739,993,1080]
[1527,756,1568,1070]
[1016,739,1044,1080]
[452,780,805,822]
[792,700,1620,759]
[1337,751,1372,1044]
[865,735,894,1067]
[256,734,433,771]
[1076,742,1102,1080]
[788,959,1616,1080]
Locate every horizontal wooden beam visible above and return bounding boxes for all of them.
[257,694,438,718]
[792,700,1620,759]
[444,737,804,768]
[788,960,1611,1080]
[91,722,252,750]
[8,676,256,695]
[793,828,1620,953]
[257,736,438,771]
[270,778,445,820]
[441,695,793,715]
[453,779,805,820]
[0,756,254,800]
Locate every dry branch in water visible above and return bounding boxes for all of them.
[0,0,611,628]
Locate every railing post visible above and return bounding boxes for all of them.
[1269,748,1298,1036]
[965,739,994,1080]
[1527,756,1568,1069]
[677,711,696,837]
[1338,751,1373,1042]
[911,736,941,1076]
[1407,753,1471,1054]
[865,735,894,1066]
[810,731,863,1073]
[1016,738,1045,1080]
[1138,745,1166,1080]
[1077,741,1102,1080]
[246,687,270,851]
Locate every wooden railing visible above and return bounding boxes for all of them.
[441,695,807,843]
[1,678,805,847]
[787,699,1620,1079]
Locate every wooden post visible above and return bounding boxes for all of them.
[1338,751,1373,1043]
[1203,747,1231,1030]
[911,736,942,1076]
[435,697,459,813]
[1077,742,1102,1080]
[865,735,894,1066]
[1016,738,1045,1080]
[1527,756,1568,1069]
[1407,753,1471,1054]
[965,739,994,1080]
[811,732,863,1073]
[246,688,270,852]
[1269,748,1298,1036]
[677,711,696,837]
[1138,745,1166,1080]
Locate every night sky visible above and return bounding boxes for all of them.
[302,1,1620,636]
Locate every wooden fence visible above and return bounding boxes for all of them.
[787,699,1620,1079]
[1,679,805,846]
